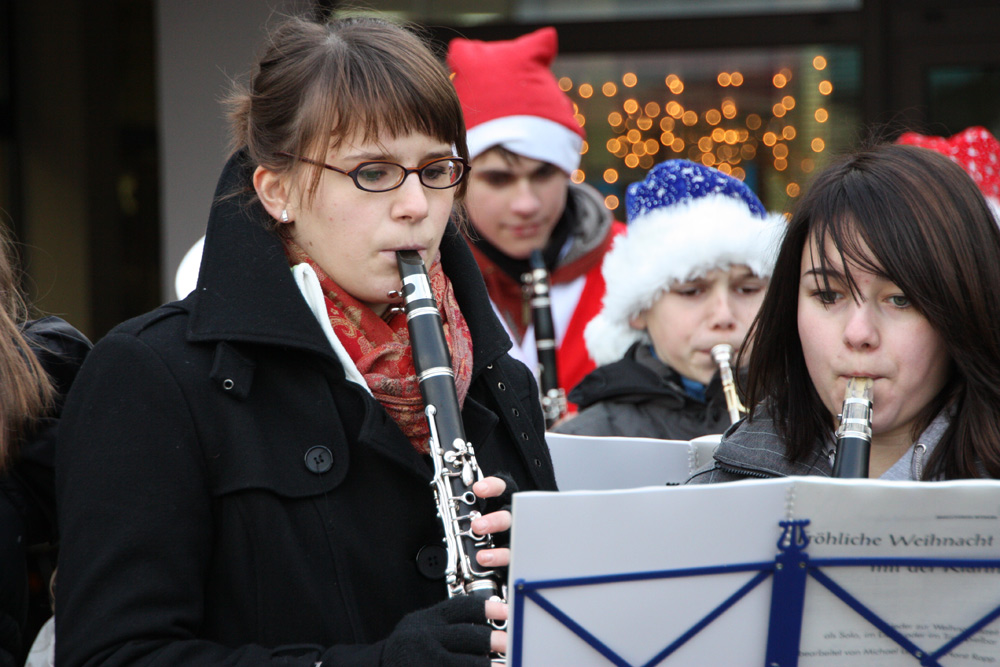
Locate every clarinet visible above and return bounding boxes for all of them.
[395,250,507,610]
[522,250,567,428]
[710,344,747,424]
[832,376,873,478]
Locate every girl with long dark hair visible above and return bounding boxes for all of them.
[691,143,1000,482]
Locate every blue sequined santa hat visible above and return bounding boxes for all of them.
[585,159,787,365]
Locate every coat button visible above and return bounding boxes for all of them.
[416,544,447,580]
[304,446,333,474]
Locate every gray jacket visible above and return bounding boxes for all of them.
[687,408,833,483]
[688,407,955,483]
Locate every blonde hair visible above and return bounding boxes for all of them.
[0,226,55,471]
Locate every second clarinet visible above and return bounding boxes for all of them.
[522,250,567,428]
[832,376,874,478]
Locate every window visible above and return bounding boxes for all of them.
[555,45,861,215]
[927,66,1000,137]
[369,0,861,25]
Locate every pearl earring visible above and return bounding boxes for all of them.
[280,209,289,223]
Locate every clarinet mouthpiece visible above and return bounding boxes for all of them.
[836,377,874,440]
[832,376,874,478]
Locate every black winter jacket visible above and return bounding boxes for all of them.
[0,317,90,667]
[552,343,733,440]
[55,153,556,666]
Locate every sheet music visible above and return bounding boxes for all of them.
[793,480,1000,665]
[508,478,1000,665]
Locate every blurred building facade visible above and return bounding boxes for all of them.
[1,0,998,340]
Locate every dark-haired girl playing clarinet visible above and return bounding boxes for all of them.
[691,142,1000,483]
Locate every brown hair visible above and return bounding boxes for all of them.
[743,143,1000,479]
[226,13,469,212]
[0,227,55,471]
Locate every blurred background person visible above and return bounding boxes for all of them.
[553,160,783,440]
[895,125,1000,220]
[447,27,625,406]
[0,226,89,667]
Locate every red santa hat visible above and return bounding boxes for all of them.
[447,27,585,175]
[896,126,1000,214]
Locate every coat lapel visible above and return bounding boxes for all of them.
[186,151,335,359]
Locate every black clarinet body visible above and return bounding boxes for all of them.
[831,376,873,478]
[522,250,567,428]
[395,250,505,603]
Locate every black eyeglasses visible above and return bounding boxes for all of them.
[277,151,468,193]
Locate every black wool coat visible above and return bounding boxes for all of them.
[55,153,556,666]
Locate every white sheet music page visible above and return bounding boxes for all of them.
[508,478,1000,666]
[793,478,1000,665]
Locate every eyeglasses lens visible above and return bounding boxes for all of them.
[355,164,402,192]
[354,159,464,192]
[419,159,464,189]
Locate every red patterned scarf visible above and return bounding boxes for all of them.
[285,239,474,453]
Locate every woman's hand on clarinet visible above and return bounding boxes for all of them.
[473,475,512,655]
[471,476,511,569]
[485,599,508,654]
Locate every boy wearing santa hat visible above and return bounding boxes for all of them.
[552,160,785,440]
[447,28,626,403]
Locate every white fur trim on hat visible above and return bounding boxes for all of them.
[585,194,786,365]
[467,115,583,175]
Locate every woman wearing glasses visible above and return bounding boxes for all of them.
[55,13,555,666]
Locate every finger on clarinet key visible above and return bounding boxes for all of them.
[487,601,509,655]
[485,599,508,621]
[490,630,508,656]
[473,476,506,499]
[472,509,511,536]
[477,547,510,568]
